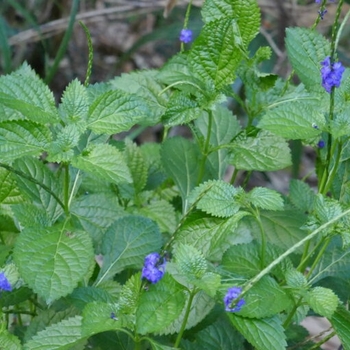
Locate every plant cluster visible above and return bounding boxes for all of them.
[1,0,350,349]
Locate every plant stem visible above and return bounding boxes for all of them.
[63,163,70,215]
[254,210,266,269]
[242,207,350,296]
[174,289,196,348]
[197,111,213,184]
[305,236,331,279]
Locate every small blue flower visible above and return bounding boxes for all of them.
[141,253,166,284]
[321,56,345,93]
[318,140,325,148]
[318,8,327,19]
[0,272,12,292]
[179,29,193,44]
[224,286,245,312]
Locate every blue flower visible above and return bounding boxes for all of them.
[224,286,245,312]
[318,140,325,148]
[0,272,12,292]
[141,252,166,284]
[179,29,193,44]
[321,56,345,93]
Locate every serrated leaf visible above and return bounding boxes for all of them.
[162,91,203,126]
[12,203,51,228]
[175,211,251,261]
[87,90,153,134]
[146,338,177,350]
[286,28,330,93]
[191,316,245,350]
[191,272,221,298]
[71,192,126,249]
[14,226,94,303]
[160,137,200,212]
[189,180,242,218]
[47,124,83,163]
[189,19,244,89]
[136,273,186,334]
[239,276,292,318]
[82,302,123,337]
[306,287,339,318]
[0,121,52,163]
[96,216,162,284]
[258,101,324,139]
[175,243,207,279]
[59,79,88,123]
[331,107,350,139]
[109,70,167,119]
[124,139,148,194]
[119,272,142,315]
[228,314,287,350]
[13,157,64,222]
[228,130,292,171]
[0,63,58,123]
[289,179,316,213]
[159,290,215,335]
[201,0,260,46]
[330,305,350,350]
[0,331,22,350]
[285,269,307,289]
[72,143,132,184]
[247,187,284,211]
[23,316,84,350]
[0,168,22,204]
[138,199,177,233]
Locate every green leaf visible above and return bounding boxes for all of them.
[195,106,241,179]
[0,121,52,163]
[109,70,167,120]
[175,211,251,261]
[285,28,330,93]
[124,139,148,194]
[228,314,287,350]
[330,106,350,139]
[159,290,215,335]
[239,210,307,252]
[12,203,51,228]
[47,124,83,163]
[72,143,132,184]
[138,199,177,233]
[188,180,242,218]
[285,269,307,289]
[175,243,207,279]
[0,63,58,123]
[306,286,339,318]
[119,272,142,315]
[160,137,200,212]
[13,157,64,222]
[289,179,316,213]
[258,101,325,139]
[189,19,244,89]
[97,216,162,284]
[146,338,177,350]
[23,316,84,350]
[201,0,260,46]
[87,90,153,134]
[330,305,350,350]
[82,302,124,337]
[162,91,203,126]
[14,225,94,303]
[238,276,292,318]
[136,273,186,334]
[59,79,88,124]
[0,331,22,350]
[71,193,126,249]
[247,187,284,211]
[228,130,292,171]
[310,246,350,284]
[0,168,22,204]
[191,316,245,350]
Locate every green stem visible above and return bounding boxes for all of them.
[0,162,65,210]
[305,237,331,279]
[180,0,193,52]
[79,21,94,87]
[63,163,70,215]
[308,330,336,350]
[242,207,350,296]
[282,296,303,329]
[255,210,266,269]
[174,289,196,348]
[230,167,239,185]
[197,111,213,184]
